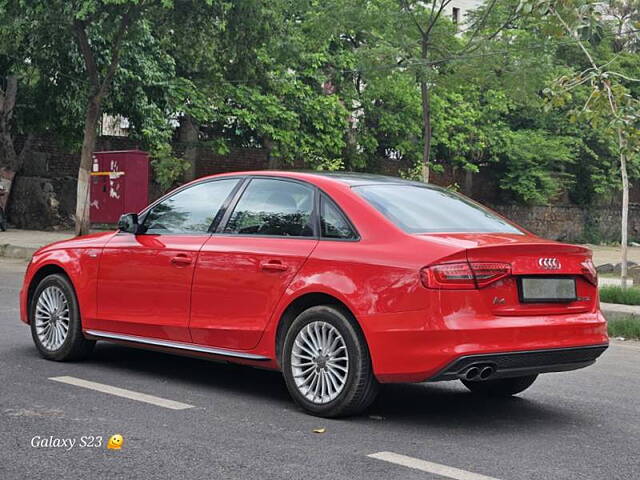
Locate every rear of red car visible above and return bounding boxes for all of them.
[353,182,608,384]
[418,236,607,382]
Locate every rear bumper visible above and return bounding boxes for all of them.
[362,309,609,383]
[428,344,608,382]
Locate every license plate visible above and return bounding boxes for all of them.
[519,277,577,303]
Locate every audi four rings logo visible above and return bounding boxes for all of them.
[538,257,561,269]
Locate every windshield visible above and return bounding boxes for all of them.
[354,184,523,234]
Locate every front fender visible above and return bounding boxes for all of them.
[20,248,102,328]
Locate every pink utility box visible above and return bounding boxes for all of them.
[89,150,150,224]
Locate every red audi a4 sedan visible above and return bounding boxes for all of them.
[20,171,608,417]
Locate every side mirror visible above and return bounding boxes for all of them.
[117,213,141,234]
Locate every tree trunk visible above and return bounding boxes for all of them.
[179,115,199,182]
[75,98,101,236]
[464,168,473,196]
[72,10,135,236]
[420,79,432,183]
[0,76,35,224]
[419,40,432,183]
[265,137,281,169]
[0,75,18,170]
[619,129,629,288]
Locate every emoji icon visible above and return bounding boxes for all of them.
[107,434,124,450]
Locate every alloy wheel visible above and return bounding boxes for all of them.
[291,321,349,404]
[34,286,70,351]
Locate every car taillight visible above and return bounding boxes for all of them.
[421,262,511,289]
[581,259,598,286]
[421,262,476,289]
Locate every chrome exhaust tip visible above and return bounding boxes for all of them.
[464,366,480,380]
[479,366,494,380]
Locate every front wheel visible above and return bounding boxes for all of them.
[462,374,538,397]
[29,274,95,361]
[282,305,379,417]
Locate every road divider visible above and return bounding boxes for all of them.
[368,451,500,480]
[49,376,194,410]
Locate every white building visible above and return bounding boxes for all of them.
[448,0,485,25]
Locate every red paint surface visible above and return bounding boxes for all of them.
[90,150,149,224]
[21,171,608,382]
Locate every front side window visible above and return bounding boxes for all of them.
[320,195,357,240]
[354,184,523,234]
[144,179,238,234]
[224,178,314,237]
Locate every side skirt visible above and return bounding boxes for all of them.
[84,329,271,362]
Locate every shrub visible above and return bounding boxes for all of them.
[607,315,640,340]
[599,286,640,305]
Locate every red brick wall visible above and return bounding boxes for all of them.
[195,147,269,177]
[9,134,640,243]
[20,135,141,178]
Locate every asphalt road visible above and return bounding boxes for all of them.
[1,257,638,480]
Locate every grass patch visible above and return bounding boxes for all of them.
[599,285,640,305]
[608,315,640,339]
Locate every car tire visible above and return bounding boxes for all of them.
[461,374,538,397]
[29,274,95,361]
[282,305,379,417]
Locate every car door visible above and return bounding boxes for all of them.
[190,177,319,350]
[96,177,241,342]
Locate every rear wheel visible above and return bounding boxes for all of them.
[462,374,538,397]
[29,274,95,361]
[282,305,379,417]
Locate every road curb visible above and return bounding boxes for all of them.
[603,310,640,321]
[0,243,36,259]
[601,302,640,317]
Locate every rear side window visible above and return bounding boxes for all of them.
[320,195,357,240]
[144,178,238,234]
[224,178,315,237]
[354,184,522,234]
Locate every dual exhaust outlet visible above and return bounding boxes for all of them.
[458,363,496,382]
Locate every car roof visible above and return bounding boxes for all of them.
[302,171,427,186]
[213,170,432,188]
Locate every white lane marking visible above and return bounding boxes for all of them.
[368,452,501,480]
[49,376,194,410]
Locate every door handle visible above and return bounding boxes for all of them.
[260,260,288,272]
[170,254,192,266]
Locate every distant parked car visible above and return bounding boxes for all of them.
[20,171,608,417]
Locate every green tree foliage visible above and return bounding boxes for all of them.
[1,0,639,220]
[497,130,577,204]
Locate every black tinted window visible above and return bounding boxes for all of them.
[354,184,522,234]
[224,178,314,237]
[144,179,238,234]
[320,196,357,239]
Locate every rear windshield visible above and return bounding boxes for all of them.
[353,184,523,234]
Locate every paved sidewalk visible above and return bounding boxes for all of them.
[586,244,640,266]
[0,229,75,259]
[601,302,640,316]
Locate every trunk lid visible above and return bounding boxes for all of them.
[420,233,597,316]
[465,241,591,276]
